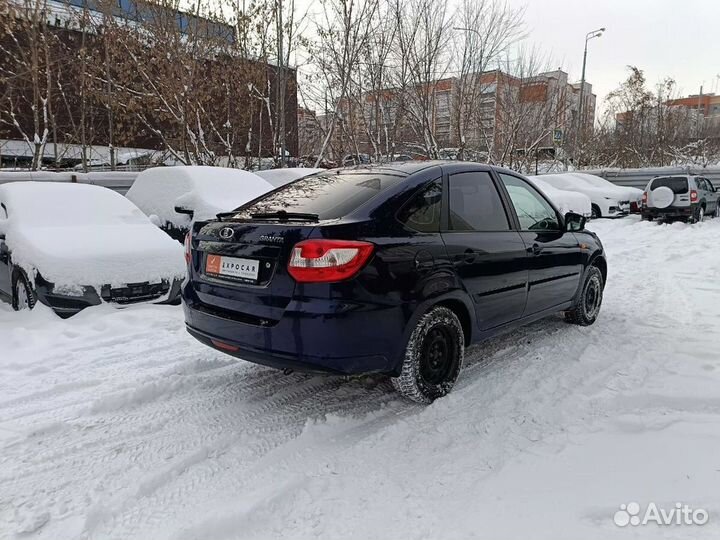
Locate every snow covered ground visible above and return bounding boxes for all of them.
[2,216,720,540]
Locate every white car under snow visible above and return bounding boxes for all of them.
[569,172,643,208]
[0,182,185,317]
[537,173,637,218]
[126,166,274,241]
[527,176,592,218]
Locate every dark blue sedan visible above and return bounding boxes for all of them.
[182,162,606,403]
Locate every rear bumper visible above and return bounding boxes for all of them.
[641,205,694,218]
[182,285,403,375]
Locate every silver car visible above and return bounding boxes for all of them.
[641,175,720,223]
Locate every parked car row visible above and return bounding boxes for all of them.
[0,167,325,316]
[11,163,711,404]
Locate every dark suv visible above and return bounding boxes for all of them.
[182,162,606,403]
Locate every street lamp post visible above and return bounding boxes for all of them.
[573,27,605,167]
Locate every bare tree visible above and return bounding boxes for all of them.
[492,45,561,170]
[391,0,451,158]
[311,0,379,166]
[0,0,56,169]
[452,0,524,160]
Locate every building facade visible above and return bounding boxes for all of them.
[0,0,298,168]
[322,69,595,161]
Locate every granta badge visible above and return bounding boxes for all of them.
[259,235,284,244]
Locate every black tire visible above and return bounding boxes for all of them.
[392,306,464,404]
[590,205,601,219]
[565,266,603,326]
[689,205,704,224]
[12,271,36,311]
[715,203,720,219]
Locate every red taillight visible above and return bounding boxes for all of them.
[690,190,698,202]
[287,239,374,283]
[184,233,191,264]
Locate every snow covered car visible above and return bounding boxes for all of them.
[528,176,592,218]
[568,173,643,213]
[538,173,632,219]
[0,182,185,317]
[254,167,324,188]
[183,162,607,403]
[126,166,274,242]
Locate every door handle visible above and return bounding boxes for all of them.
[528,243,542,255]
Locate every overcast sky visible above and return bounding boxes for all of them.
[284,0,720,113]
[509,0,720,108]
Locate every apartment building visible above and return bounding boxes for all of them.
[326,69,595,159]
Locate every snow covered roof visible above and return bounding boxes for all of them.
[0,181,147,227]
[126,166,274,226]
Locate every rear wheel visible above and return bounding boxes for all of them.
[12,271,36,311]
[690,205,705,224]
[565,266,603,326]
[392,306,464,404]
[714,204,720,219]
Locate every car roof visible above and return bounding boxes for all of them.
[337,160,509,176]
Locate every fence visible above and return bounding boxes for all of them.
[582,166,720,189]
[0,171,138,194]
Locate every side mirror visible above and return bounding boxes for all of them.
[174,205,194,218]
[565,211,586,232]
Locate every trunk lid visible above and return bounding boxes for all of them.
[191,220,315,322]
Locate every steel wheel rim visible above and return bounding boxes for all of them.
[584,276,601,318]
[420,326,455,385]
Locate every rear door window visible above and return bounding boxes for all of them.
[447,172,510,231]
[233,171,406,220]
[651,177,688,194]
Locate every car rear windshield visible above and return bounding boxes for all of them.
[231,171,406,220]
[651,176,688,194]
